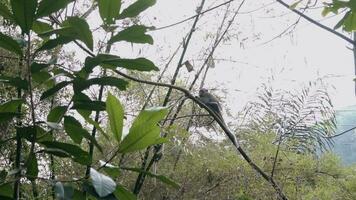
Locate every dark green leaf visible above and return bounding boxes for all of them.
[42,148,71,157]
[47,106,67,122]
[36,0,74,18]
[31,62,50,73]
[26,153,38,181]
[109,25,153,44]
[342,11,356,31]
[82,183,117,200]
[78,110,110,140]
[32,20,53,36]
[0,170,7,184]
[36,36,73,52]
[106,93,124,143]
[90,168,116,197]
[103,57,158,71]
[97,0,121,24]
[119,107,168,153]
[10,0,38,34]
[64,116,103,152]
[72,100,106,111]
[40,141,91,165]
[118,0,156,19]
[0,75,28,90]
[40,81,71,100]
[0,32,23,56]
[122,167,179,188]
[0,99,23,112]
[113,185,136,200]
[0,183,13,198]
[73,77,128,91]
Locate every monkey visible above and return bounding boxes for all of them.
[198,88,225,123]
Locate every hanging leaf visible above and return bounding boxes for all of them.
[97,0,121,24]
[26,153,38,181]
[118,107,168,153]
[47,106,67,123]
[106,93,124,143]
[40,81,72,100]
[108,25,153,44]
[73,76,128,92]
[0,32,23,57]
[0,75,28,90]
[36,36,73,52]
[10,0,38,34]
[64,116,103,152]
[113,185,137,200]
[118,0,156,19]
[90,168,116,197]
[36,0,74,18]
[40,141,91,165]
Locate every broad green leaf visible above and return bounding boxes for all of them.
[26,153,38,181]
[31,62,50,73]
[78,110,110,140]
[0,75,28,90]
[97,0,121,24]
[40,81,72,100]
[0,32,23,56]
[36,36,73,52]
[73,77,128,92]
[64,116,103,152]
[0,183,12,198]
[122,167,179,188]
[90,168,116,197]
[0,99,23,112]
[32,21,53,37]
[342,11,356,31]
[47,106,67,122]
[109,25,153,44]
[41,141,91,165]
[0,2,15,22]
[0,170,7,184]
[36,0,74,18]
[103,57,159,71]
[119,107,168,153]
[99,160,121,178]
[118,0,156,19]
[72,100,106,111]
[114,185,137,200]
[11,0,38,34]
[106,93,124,143]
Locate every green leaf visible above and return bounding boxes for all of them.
[122,167,179,188]
[36,0,74,18]
[36,36,73,52]
[72,100,106,111]
[289,0,302,9]
[73,76,128,92]
[0,99,23,112]
[103,57,159,71]
[119,107,168,153]
[26,153,38,181]
[342,11,356,32]
[0,2,15,22]
[32,20,53,37]
[113,185,137,200]
[40,81,71,100]
[106,93,124,143]
[0,183,13,198]
[41,141,91,165]
[97,0,121,24]
[0,75,28,90]
[118,0,156,19]
[47,106,67,123]
[90,168,116,197]
[78,110,110,140]
[31,62,50,73]
[109,25,153,44]
[63,116,103,152]
[0,32,23,56]
[10,0,38,34]
[99,161,121,178]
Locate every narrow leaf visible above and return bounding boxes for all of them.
[40,81,71,100]
[0,32,23,56]
[26,153,38,181]
[11,0,38,34]
[114,185,137,200]
[47,106,67,122]
[106,93,124,143]
[36,0,74,18]
[97,0,121,24]
[118,0,156,19]
[109,25,153,44]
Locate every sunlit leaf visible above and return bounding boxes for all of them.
[106,93,124,143]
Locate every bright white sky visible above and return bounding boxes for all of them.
[79,0,356,115]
